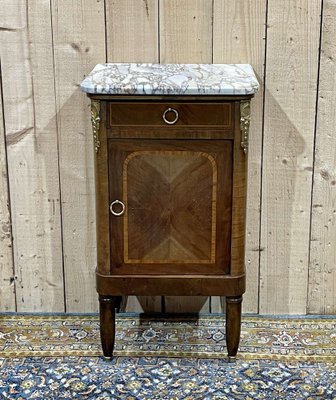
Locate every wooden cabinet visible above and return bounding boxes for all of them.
[81,63,258,361]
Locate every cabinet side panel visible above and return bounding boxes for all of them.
[230,102,247,277]
[95,102,110,275]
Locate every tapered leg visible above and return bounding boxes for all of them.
[99,295,122,359]
[226,295,243,362]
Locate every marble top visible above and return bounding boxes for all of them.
[80,63,259,96]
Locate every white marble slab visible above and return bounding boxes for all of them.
[80,63,259,96]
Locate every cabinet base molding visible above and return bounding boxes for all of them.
[96,272,245,297]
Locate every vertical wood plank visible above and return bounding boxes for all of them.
[213,0,267,313]
[0,66,16,311]
[106,0,158,62]
[106,0,160,313]
[0,0,64,311]
[160,0,213,64]
[308,0,336,314]
[260,0,321,314]
[160,0,213,313]
[51,0,105,312]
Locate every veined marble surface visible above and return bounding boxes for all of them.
[80,63,259,96]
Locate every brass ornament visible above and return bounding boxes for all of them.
[240,100,251,154]
[91,100,101,153]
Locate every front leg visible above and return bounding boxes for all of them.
[225,296,243,362]
[99,295,122,359]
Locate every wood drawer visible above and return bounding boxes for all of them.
[108,102,233,128]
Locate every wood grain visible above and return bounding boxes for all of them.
[51,0,105,312]
[94,102,110,276]
[160,0,213,312]
[108,139,232,274]
[124,152,216,265]
[226,296,242,358]
[160,0,213,64]
[165,297,210,313]
[96,272,245,296]
[213,0,267,313]
[1,0,64,311]
[99,295,122,358]
[105,0,160,312]
[1,1,336,315]
[106,0,158,62]
[95,104,161,313]
[259,0,321,314]
[308,0,336,314]
[230,101,247,278]
[0,64,15,311]
[108,103,233,128]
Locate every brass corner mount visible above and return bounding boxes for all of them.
[240,100,250,154]
[91,100,101,153]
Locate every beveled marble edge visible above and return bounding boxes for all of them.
[80,63,259,96]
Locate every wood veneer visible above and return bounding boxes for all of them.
[108,102,233,127]
[91,95,252,360]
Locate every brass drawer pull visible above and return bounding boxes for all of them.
[110,200,125,216]
[163,108,179,125]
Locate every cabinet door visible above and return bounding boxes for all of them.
[108,140,232,275]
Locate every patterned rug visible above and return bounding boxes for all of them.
[1,356,335,399]
[1,314,335,361]
[0,314,335,399]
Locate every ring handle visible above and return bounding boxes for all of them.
[110,200,125,216]
[163,108,179,125]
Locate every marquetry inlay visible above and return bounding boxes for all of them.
[123,151,217,264]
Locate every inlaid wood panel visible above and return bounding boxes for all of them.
[108,140,232,275]
[125,151,216,264]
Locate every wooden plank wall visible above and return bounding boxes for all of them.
[1,0,64,312]
[308,0,336,314]
[260,0,321,314]
[0,51,15,311]
[51,0,106,312]
[0,0,335,315]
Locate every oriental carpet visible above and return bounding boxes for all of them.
[0,314,335,399]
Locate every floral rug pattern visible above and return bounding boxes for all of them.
[1,356,335,399]
[0,314,335,361]
[0,314,335,399]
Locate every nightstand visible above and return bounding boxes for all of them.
[80,63,259,360]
